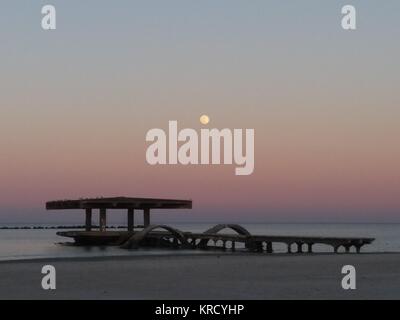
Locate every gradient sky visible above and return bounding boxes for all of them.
[0,1,399,223]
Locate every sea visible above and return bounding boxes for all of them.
[1,223,399,261]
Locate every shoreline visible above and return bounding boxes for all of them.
[1,250,400,264]
[1,252,400,299]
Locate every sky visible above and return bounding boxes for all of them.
[0,1,399,223]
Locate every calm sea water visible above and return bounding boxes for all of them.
[0,223,399,261]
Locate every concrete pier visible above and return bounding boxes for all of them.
[57,224,375,254]
[46,198,374,254]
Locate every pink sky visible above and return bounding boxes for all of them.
[1,1,399,222]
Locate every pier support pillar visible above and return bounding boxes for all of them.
[256,241,263,252]
[355,245,361,254]
[99,208,107,232]
[266,242,273,254]
[345,245,350,253]
[287,243,292,253]
[232,242,236,252]
[307,243,313,253]
[297,242,303,253]
[334,246,339,253]
[85,208,92,231]
[143,208,150,227]
[127,208,134,231]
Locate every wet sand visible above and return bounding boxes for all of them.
[0,253,399,299]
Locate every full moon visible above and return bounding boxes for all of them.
[200,115,210,125]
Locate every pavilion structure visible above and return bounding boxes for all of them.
[46,197,192,232]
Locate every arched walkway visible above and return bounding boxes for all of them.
[199,224,251,247]
[203,224,251,236]
[121,224,189,249]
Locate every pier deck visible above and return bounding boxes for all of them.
[58,226,374,254]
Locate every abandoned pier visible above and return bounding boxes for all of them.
[46,197,374,254]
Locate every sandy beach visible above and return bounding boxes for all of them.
[0,252,399,300]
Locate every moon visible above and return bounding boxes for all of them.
[200,115,210,125]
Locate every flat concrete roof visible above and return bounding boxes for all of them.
[46,197,192,210]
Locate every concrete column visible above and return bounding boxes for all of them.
[99,208,107,232]
[307,243,313,253]
[143,208,150,227]
[85,208,92,231]
[127,208,134,231]
[297,242,303,253]
[334,246,339,253]
[266,242,273,254]
[287,243,292,253]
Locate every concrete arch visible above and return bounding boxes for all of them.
[203,224,251,236]
[121,224,189,249]
[199,224,251,248]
